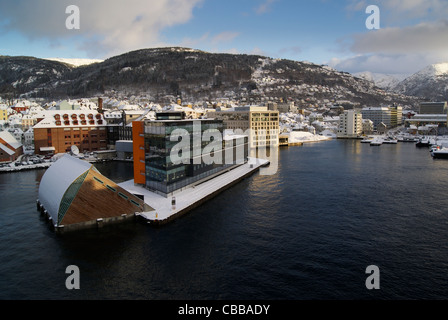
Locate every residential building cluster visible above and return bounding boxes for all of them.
[1,95,446,165]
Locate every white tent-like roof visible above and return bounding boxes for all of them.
[38,154,92,226]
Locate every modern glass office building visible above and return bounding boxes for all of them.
[133,112,248,196]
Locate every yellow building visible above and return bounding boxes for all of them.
[0,105,8,121]
[21,115,36,129]
[388,105,403,128]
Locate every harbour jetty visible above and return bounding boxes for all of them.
[120,157,269,225]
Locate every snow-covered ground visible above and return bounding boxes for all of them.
[0,161,52,172]
[286,131,333,143]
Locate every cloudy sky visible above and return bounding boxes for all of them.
[0,0,447,76]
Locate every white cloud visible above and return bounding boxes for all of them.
[211,31,240,45]
[255,0,278,15]
[327,52,448,75]
[333,4,448,75]
[347,0,448,23]
[0,0,204,58]
[250,47,267,56]
[350,20,448,54]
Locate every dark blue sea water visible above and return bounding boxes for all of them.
[1,139,448,300]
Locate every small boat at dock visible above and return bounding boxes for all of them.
[397,135,418,142]
[361,137,374,143]
[383,138,398,144]
[370,137,383,146]
[431,147,448,159]
[416,137,431,147]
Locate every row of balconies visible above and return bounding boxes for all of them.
[54,113,102,121]
[55,119,104,126]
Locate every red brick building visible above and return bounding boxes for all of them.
[33,110,108,155]
[0,131,23,162]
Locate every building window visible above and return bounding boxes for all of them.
[130,200,141,207]
[118,192,129,200]
[106,185,116,192]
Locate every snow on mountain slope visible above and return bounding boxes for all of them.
[44,58,103,67]
[354,71,408,90]
[392,63,448,100]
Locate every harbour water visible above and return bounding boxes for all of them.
[1,139,448,300]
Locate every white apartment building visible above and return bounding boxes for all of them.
[210,106,280,148]
[337,110,363,138]
[361,107,391,130]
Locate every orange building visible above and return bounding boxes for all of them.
[132,121,146,185]
[33,110,108,155]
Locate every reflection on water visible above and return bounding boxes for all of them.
[1,140,448,299]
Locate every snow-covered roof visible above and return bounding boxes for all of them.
[103,112,123,118]
[0,143,14,155]
[38,154,92,226]
[33,110,107,129]
[0,130,22,149]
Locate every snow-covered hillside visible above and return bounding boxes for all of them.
[44,58,103,67]
[354,71,408,91]
[392,63,448,100]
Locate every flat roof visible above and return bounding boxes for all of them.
[145,119,221,123]
[119,157,269,224]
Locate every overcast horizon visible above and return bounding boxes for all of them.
[1,0,447,77]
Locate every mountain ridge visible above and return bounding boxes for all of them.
[0,47,419,107]
[392,62,448,101]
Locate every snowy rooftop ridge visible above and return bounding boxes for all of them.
[0,130,22,149]
[33,109,107,129]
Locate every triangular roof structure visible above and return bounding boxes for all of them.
[38,155,154,230]
[0,130,22,149]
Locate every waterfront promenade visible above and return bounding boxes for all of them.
[119,158,270,225]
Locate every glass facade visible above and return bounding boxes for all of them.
[143,117,248,195]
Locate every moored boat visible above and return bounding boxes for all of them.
[416,137,431,147]
[431,147,448,159]
[398,136,418,142]
[361,137,374,143]
[370,137,383,146]
[383,138,398,144]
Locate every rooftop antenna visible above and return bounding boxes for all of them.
[71,145,80,156]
